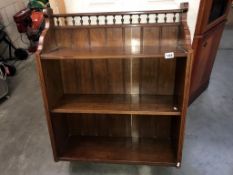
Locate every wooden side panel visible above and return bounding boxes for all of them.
[51,114,69,155]
[41,60,63,108]
[174,59,186,109]
[41,29,58,53]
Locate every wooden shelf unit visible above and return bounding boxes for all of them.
[36,3,192,167]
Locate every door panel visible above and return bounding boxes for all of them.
[208,0,229,24]
[189,0,232,104]
[190,22,225,103]
[197,0,231,34]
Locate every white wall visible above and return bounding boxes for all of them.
[62,0,200,42]
[176,0,200,42]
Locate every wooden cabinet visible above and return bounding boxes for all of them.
[191,22,225,98]
[36,3,192,167]
[190,0,232,103]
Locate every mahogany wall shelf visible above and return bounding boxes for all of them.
[36,3,192,167]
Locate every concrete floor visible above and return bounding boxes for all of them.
[0,29,233,175]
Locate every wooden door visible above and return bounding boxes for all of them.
[189,0,232,104]
[190,22,225,102]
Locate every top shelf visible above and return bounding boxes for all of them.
[41,46,187,60]
[38,3,192,60]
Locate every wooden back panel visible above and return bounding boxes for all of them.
[55,25,179,95]
[54,26,180,50]
[66,114,174,139]
[59,58,176,95]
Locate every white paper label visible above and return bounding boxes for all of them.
[164,52,174,59]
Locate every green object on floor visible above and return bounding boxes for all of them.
[29,0,49,9]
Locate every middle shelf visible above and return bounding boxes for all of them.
[41,46,187,60]
[51,94,181,116]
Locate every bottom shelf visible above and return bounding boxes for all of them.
[59,136,177,166]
